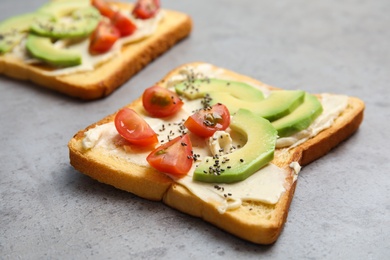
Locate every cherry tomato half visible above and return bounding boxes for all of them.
[142,86,184,118]
[112,11,137,37]
[132,0,160,19]
[184,103,231,138]
[147,134,193,176]
[114,107,158,147]
[89,21,120,54]
[91,0,116,19]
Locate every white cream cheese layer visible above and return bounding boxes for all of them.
[175,163,288,214]
[8,10,164,76]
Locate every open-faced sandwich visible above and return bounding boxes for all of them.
[68,62,364,244]
[0,0,192,99]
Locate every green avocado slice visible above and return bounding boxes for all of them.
[175,78,264,101]
[30,7,101,39]
[193,109,277,184]
[0,12,52,54]
[208,90,305,121]
[26,34,81,67]
[272,93,323,137]
[37,0,91,18]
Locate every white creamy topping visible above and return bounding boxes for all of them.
[208,131,235,156]
[175,163,288,214]
[289,161,301,182]
[7,10,164,76]
[82,125,103,149]
[276,94,349,148]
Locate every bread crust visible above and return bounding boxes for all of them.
[68,62,365,244]
[0,3,192,100]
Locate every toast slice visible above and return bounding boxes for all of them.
[68,62,364,244]
[0,2,192,100]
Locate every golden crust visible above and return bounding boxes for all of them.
[0,4,192,100]
[68,62,365,244]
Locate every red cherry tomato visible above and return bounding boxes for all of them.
[114,107,158,147]
[184,103,231,138]
[91,0,116,19]
[89,21,120,54]
[132,0,160,19]
[111,11,137,37]
[142,86,184,117]
[147,134,193,176]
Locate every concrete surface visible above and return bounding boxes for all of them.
[1,0,389,259]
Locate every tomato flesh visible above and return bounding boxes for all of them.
[184,103,231,138]
[142,85,183,117]
[92,0,138,39]
[114,107,158,147]
[91,0,116,19]
[133,0,160,19]
[147,134,193,176]
[89,21,120,54]
[112,11,137,37]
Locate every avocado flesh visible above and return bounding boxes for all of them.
[37,0,91,18]
[0,12,52,54]
[272,93,323,137]
[209,90,305,121]
[193,109,277,184]
[31,7,101,39]
[175,78,264,102]
[26,34,81,67]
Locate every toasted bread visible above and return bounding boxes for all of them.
[0,2,192,100]
[68,62,364,244]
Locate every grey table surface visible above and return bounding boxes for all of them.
[1,0,389,259]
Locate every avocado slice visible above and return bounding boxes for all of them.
[0,12,52,54]
[37,0,91,18]
[193,109,277,183]
[175,78,264,101]
[30,7,101,39]
[272,93,323,137]
[26,34,81,67]
[208,90,305,121]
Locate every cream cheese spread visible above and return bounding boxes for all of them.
[208,131,236,156]
[175,163,288,214]
[289,161,301,182]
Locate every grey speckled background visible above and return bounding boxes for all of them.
[1,0,389,259]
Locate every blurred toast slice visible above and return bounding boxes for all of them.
[0,2,192,100]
